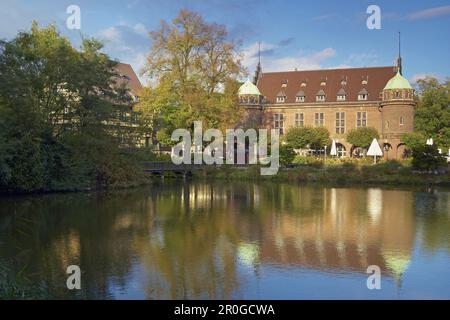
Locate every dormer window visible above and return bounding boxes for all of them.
[341,80,347,86]
[276,91,286,103]
[316,89,326,102]
[337,88,346,101]
[320,81,326,86]
[358,88,368,101]
[296,90,305,103]
[301,82,307,87]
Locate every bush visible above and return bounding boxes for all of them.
[279,145,296,166]
[411,144,447,171]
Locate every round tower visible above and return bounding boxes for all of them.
[379,70,415,159]
[238,79,263,127]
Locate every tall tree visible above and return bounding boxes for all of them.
[413,77,450,149]
[0,22,140,192]
[137,10,245,143]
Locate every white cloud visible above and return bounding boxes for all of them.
[408,5,450,20]
[410,73,442,83]
[242,41,336,73]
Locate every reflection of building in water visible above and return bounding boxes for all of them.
[242,188,415,282]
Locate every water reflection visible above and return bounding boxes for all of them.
[0,182,449,299]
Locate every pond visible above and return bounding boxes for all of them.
[0,182,449,299]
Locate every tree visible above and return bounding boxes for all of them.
[413,77,450,150]
[411,144,446,171]
[284,126,330,150]
[401,132,427,150]
[0,22,141,192]
[310,126,331,150]
[346,127,379,149]
[137,9,245,140]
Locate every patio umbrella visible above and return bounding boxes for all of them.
[367,138,383,164]
[330,139,337,157]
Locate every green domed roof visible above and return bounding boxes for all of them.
[383,250,411,281]
[384,71,412,90]
[239,79,261,96]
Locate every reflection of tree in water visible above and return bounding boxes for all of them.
[138,182,242,299]
[414,190,450,252]
[0,183,449,299]
[0,191,157,299]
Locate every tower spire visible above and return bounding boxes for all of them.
[253,41,262,85]
[258,41,261,66]
[397,32,402,75]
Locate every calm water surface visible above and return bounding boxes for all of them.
[0,182,449,299]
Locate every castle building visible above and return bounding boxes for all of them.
[239,50,415,159]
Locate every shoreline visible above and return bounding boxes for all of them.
[1,164,449,196]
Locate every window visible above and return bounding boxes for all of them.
[336,112,345,134]
[357,112,367,128]
[301,82,307,87]
[399,116,404,126]
[274,113,284,134]
[358,93,368,101]
[295,113,304,127]
[386,120,390,129]
[341,80,347,86]
[320,81,326,86]
[276,96,286,103]
[316,95,325,102]
[337,94,346,101]
[395,91,400,99]
[314,112,324,126]
[362,79,368,85]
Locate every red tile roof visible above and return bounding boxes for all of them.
[113,63,143,96]
[257,66,398,104]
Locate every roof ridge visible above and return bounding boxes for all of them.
[262,66,396,75]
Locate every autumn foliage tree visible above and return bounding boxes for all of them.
[136,10,245,144]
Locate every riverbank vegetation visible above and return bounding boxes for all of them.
[192,160,450,186]
[0,23,151,194]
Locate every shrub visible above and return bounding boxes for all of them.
[411,144,447,171]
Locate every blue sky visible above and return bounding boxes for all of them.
[1,0,449,84]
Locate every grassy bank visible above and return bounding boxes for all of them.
[190,161,450,187]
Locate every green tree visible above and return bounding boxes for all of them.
[411,144,447,171]
[0,22,141,192]
[284,126,330,150]
[401,132,427,150]
[413,77,450,150]
[346,127,379,149]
